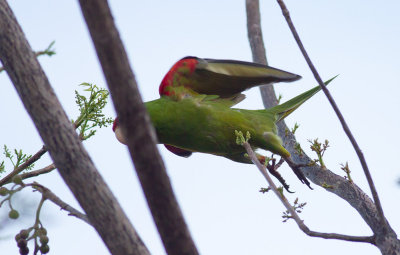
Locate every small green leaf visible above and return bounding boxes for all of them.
[72,83,113,141]
[245,131,251,142]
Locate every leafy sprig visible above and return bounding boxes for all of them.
[73,83,113,140]
[282,197,307,223]
[308,138,329,169]
[1,146,34,176]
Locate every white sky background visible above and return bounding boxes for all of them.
[1,1,400,254]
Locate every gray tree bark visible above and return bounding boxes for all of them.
[0,1,150,254]
[77,0,199,255]
[245,0,400,254]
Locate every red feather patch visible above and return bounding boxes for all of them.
[159,57,198,96]
[164,144,192,158]
[112,117,119,132]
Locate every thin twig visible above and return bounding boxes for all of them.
[0,121,85,187]
[30,182,91,225]
[0,146,47,186]
[0,50,53,73]
[276,0,387,231]
[243,142,375,244]
[19,164,56,181]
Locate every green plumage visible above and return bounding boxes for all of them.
[113,57,336,190]
[145,76,335,163]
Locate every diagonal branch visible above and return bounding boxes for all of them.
[245,0,400,254]
[243,141,375,244]
[77,1,199,254]
[19,164,56,181]
[0,114,103,187]
[31,182,91,225]
[275,0,387,231]
[0,146,47,187]
[0,1,150,254]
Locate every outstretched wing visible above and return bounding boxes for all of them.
[268,76,338,122]
[159,56,301,102]
[158,56,302,158]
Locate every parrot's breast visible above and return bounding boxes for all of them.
[145,98,277,155]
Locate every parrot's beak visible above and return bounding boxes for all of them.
[113,118,127,145]
[114,126,127,145]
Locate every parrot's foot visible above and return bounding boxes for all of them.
[263,156,294,193]
[284,158,313,190]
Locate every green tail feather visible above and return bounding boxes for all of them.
[269,75,338,122]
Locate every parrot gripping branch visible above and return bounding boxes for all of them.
[241,134,375,244]
[264,156,294,193]
[113,57,337,191]
[246,0,399,252]
[235,130,298,193]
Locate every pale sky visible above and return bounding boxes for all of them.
[1,1,400,255]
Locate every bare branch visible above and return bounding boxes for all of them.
[275,0,387,231]
[77,0,199,254]
[245,0,278,109]
[32,182,91,225]
[305,231,375,244]
[19,164,56,181]
[0,1,150,254]
[243,142,375,244]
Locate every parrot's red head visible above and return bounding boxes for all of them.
[159,57,198,96]
[113,57,199,146]
[112,117,127,145]
[112,117,119,132]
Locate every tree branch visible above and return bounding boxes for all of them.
[0,146,47,187]
[0,1,149,254]
[77,1,199,254]
[0,41,54,73]
[31,182,91,225]
[246,0,278,109]
[0,110,102,187]
[19,164,56,181]
[243,142,375,244]
[275,0,387,232]
[245,0,400,254]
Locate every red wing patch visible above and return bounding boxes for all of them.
[164,144,193,158]
[159,57,198,96]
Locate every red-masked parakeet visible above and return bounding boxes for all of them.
[113,57,332,190]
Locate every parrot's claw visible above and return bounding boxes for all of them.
[265,157,294,193]
[285,158,313,190]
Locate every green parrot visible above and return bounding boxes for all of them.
[113,56,332,190]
